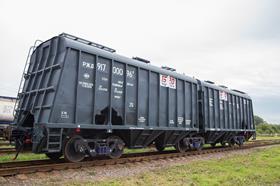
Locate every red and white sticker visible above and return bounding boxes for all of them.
[160,74,176,89]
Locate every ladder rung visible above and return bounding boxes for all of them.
[48,142,61,145]
[47,149,60,152]
[49,135,60,137]
[35,104,52,109]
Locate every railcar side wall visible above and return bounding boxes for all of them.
[15,36,199,131]
[200,84,254,131]
[50,45,199,131]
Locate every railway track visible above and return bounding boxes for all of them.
[0,139,279,177]
[0,139,273,155]
[0,139,275,155]
[0,142,11,146]
[0,148,15,154]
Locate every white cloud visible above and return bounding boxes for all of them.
[0,0,279,122]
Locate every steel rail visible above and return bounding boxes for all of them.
[0,139,279,177]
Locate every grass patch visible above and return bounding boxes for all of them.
[255,136,280,140]
[125,146,175,154]
[0,145,14,148]
[77,146,280,186]
[124,148,155,154]
[0,153,47,162]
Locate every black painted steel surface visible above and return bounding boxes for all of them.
[12,33,255,154]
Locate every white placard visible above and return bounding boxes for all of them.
[219,91,228,101]
[160,74,176,89]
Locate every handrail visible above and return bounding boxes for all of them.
[13,40,43,120]
[60,33,116,53]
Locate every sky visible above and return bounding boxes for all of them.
[0,0,279,123]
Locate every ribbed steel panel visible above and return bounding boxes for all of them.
[16,35,199,132]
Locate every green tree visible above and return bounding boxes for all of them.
[254,115,265,126]
[256,123,280,135]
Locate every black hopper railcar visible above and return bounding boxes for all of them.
[10,33,255,162]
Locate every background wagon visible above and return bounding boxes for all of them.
[0,96,16,139]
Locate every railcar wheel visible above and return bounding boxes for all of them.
[229,140,235,147]
[108,136,125,159]
[221,142,227,147]
[64,135,85,162]
[239,141,244,147]
[175,140,188,153]
[155,142,165,152]
[237,139,244,147]
[45,152,63,161]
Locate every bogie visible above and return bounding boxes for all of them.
[62,134,125,162]
[175,137,204,153]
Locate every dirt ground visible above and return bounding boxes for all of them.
[1,145,279,186]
